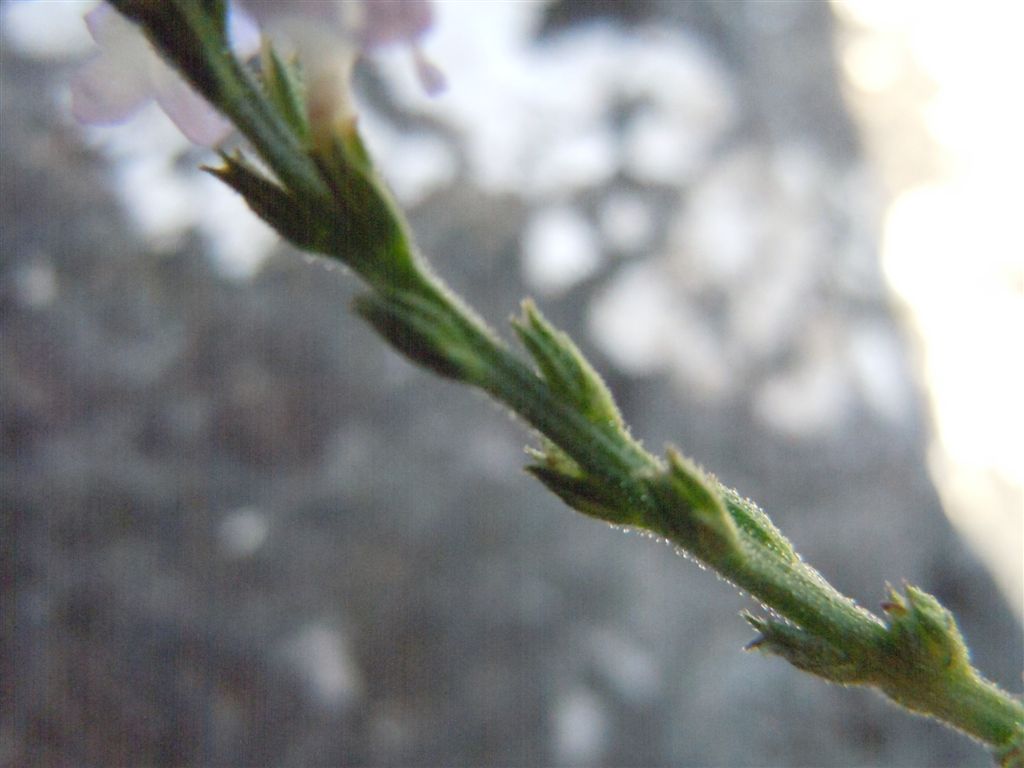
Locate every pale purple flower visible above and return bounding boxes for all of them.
[242,0,446,96]
[242,1,433,48]
[71,2,259,146]
[359,0,446,94]
[235,0,444,144]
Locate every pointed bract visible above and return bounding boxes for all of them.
[260,41,309,142]
[512,299,623,430]
[720,487,798,564]
[744,613,864,684]
[652,447,740,559]
[882,583,970,673]
[526,464,640,526]
[205,153,318,250]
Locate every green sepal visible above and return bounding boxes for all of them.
[526,438,579,478]
[665,448,730,535]
[199,0,226,30]
[645,447,740,561]
[259,40,309,143]
[744,612,865,684]
[873,583,1024,753]
[512,299,623,430]
[526,464,641,526]
[210,150,417,295]
[525,438,641,526]
[721,488,798,565]
[208,150,400,281]
[314,120,375,181]
[880,583,970,674]
[353,291,488,385]
[205,153,320,251]
[303,131,422,292]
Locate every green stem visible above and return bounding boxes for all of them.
[339,170,1024,766]
[422,274,890,651]
[924,674,1024,749]
[107,3,1024,761]
[388,273,1024,759]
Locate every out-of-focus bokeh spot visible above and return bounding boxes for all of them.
[835,0,1024,615]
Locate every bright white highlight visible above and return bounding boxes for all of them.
[522,206,601,297]
[836,0,1024,614]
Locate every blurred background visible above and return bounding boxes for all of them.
[2,1,1021,765]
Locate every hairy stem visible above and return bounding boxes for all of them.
[105,3,1024,762]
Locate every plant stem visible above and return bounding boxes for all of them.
[105,3,1024,762]
[386,271,1023,761]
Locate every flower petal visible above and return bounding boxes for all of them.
[240,1,339,27]
[153,67,234,147]
[84,2,143,49]
[71,51,152,124]
[359,0,434,48]
[83,2,116,44]
[412,46,447,96]
[228,4,262,60]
